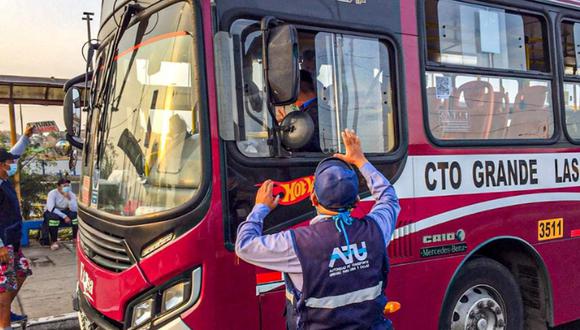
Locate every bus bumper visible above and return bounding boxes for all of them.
[78,292,192,330]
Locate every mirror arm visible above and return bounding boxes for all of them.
[66,133,84,150]
[64,71,93,93]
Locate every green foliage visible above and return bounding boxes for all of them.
[18,148,58,218]
[0,133,72,219]
[0,132,10,146]
[19,171,55,218]
[100,142,117,179]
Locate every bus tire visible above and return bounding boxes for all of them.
[439,257,524,330]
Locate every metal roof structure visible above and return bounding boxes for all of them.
[0,74,87,197]
[0,75,69,106]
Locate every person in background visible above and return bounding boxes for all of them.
[236,129,400,329]
[43,178,78,251]
[0,127,34,328]
[300,49,316,77]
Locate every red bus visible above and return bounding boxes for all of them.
[62,0,580,328]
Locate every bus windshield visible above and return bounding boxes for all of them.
[83,2,204,217]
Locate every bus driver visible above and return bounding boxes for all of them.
[276,70,321,153]
[236,129,400,329]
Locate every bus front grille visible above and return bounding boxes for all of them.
[78,220,134,272]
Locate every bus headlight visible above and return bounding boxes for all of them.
[132,298,154,327]
[162,282,187,312]
[128,267,201,329]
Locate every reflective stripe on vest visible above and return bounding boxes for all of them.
[304,281,383,309]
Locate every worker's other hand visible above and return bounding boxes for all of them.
[24,125,35,138]
[64,216,71,224]
[0,247,10,264]
[333,129,368,168]
[255,180,280,210]
[275,107,287,123]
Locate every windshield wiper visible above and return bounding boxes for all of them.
[94,3,142,172]
[109,16,149,115]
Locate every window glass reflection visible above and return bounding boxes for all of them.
[426,72,553,140]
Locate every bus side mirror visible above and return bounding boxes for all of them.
[63,87,84,150]
[63,71,92,150]
[280,111,315,150]
[264,22,299,106]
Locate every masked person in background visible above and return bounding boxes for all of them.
[43,178,78,251]
[236,129,400,330]
[0,126,34,328]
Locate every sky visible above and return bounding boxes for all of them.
[0,0,101,133]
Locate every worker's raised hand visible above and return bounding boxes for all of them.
[0,247,10,264]
[333,129,368,169]
[255,180,280,210]
[24,125,35,138]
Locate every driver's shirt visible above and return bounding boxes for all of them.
[235,162,400,292]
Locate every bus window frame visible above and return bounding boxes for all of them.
[557,15,580,145]
[418,0,562,147]
[77,0,213,226]
[223,20,408,168]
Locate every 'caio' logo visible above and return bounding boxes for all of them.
[259,176,315,206]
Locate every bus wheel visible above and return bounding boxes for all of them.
[440,257,524,330]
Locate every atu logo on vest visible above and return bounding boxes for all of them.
[328,241,368,268]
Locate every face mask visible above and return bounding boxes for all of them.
[62,186,71,193]
[7,164,17,177]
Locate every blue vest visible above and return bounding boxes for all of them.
[285,217,390,330]
[0,180,23,250]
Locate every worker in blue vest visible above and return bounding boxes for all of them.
[0,126,34,329]
[236,129,400,329]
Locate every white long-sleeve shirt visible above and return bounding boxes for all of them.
[44,189,78,218]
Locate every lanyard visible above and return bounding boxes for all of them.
[300,97,317,111]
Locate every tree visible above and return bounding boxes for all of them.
[100,141,117,179]
[0,131,11,146]
[18,148,57,219]
[19,171,54,219]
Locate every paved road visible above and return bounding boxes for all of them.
[15,240,77,319]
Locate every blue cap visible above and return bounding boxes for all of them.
[0,148,19,162]
[314,157,359,211]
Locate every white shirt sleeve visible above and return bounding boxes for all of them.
[9,136,30,156]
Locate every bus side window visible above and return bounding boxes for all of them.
[562,21,580,141]
[426,73,553,140]
[315,33,396,154]
[424,0,554,142]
